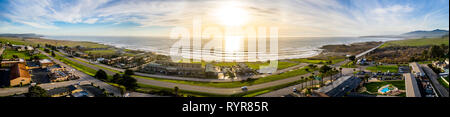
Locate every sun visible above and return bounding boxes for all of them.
[214,2,249,26]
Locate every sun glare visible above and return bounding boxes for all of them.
[225,36,242,52]
[214,2,249,26]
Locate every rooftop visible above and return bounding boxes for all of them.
[315,76,361,97]
[9,63,31,80]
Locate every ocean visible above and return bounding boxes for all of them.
[44,36,403,61]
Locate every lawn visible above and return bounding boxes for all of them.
[84,49,118,56]
[1,48,49,60]
[340,61,357,68]
[438,77,449,89]
[245,61,298,70]
[54,53,98,76]
[0,37,31,45]
[380,36,449,48]
[1,37,109,48]
[290,58,345,65]
[2,49,31,59]
[365,81,405,93]
[137,83,226,97]
[366,65,399,73]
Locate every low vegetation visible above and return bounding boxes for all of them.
[366,65,399,73]
[380,36,449,48]
[289,58,344,65]
[365,81,405,93]
[340,61,356,68]
[245,61,298,70]
[1,48,48,60]
[368,36,449,64]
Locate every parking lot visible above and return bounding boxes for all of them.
[30,68,50,84]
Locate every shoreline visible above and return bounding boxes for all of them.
[2,36,402,61]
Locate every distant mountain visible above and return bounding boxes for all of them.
[360,29,449,38]
[0,33,44,38]
[402,29,449,38]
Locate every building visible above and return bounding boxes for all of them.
[39,59,54,68]
[11,45,26,51]
[47,85,95,97]
[9,63,31,86]
[142,60,204,77]
[48,68,70,82]
[47,85,83,97]
[410,62,425,78]
[205,64,221,78]
[1,59,26,68]
[313,76,361,97]
[404,73,421,97]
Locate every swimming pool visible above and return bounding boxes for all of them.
[380,87,390,93]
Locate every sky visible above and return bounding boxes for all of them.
[0,0,448,37]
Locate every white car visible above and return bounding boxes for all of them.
[241,86,248,91]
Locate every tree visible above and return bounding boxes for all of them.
[26,86,49,97]
[348,55,356,62]
[124,69,135,75]
[112,73,122,83]
[51,51,56,57]
[310,73,315,87]
[429,45,444,59]
[308,64,317,70]
[0,55,2,67]
[319,65,332,85]
[120,75,138,90]
[174,86,179,96]
[33,56,40,61]
[95,69,108,81]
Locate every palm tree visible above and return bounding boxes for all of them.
[300,76,304,89]
[174,86,179,97]
[310,73,315,87]
[353,68,356,77]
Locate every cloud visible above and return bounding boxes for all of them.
[16,20,59,29]
[83,18,99,24]
[0,0,448,36]
[373,5,413,14]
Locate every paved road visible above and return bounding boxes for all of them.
[421,65,449,97]
[53,50,317,95]
[258,68,355,97]
[59,49,307,82]
[356,42,384,58]
[257,42,385,97]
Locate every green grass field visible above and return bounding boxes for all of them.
[340,61,357,68]
[380,36,449,48]
[366,65,399,73]
[1,48,48,59]
[438,77,449,89]
[84,49,118,56]
[137,83,226,97]
[289,58,345,65]
[54,53,98,76]
[245,61,298,70]
[365,81,405,93]
[0,37,31,45]
[1,37,109,48]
